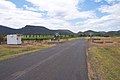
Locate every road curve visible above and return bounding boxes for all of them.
[0,38,88,80]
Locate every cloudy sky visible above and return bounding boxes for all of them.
[0,0,120,32]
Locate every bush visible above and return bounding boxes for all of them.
[0,36,4,45]
[22,37,52,41]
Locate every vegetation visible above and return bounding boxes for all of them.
[78,30,120,37]
[88,37,120,80]
[88,47,120,80]
[22,37,52,41]
[0,34,78,61]
[0,35,4,45]
[22,34,79,41]
[0,25,74,35]
[0,45,51,61]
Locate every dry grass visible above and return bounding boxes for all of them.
[89,37,120,47]
[0,38,75,61]
[87,37,120,80]
[0,44,53,61]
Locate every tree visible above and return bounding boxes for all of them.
[0,35,4,45]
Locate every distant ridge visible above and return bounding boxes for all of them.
[0,25,74,35]
[0,25,18,35]
[78,30,120,36]
[0,25,119,36]
[19,25,53,35]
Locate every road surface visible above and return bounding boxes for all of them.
[0,38,88,80]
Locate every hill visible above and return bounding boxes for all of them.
[19,25,54,35]
[53,30,74,35]
[0,25,18,35]
[77,30,120,36]
[0,25,119,36]
[0,25,74,35]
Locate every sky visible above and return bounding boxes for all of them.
[0,0,120,32]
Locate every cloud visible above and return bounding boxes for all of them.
[99,3,120,15]
[25,0,95,20]
[105,0,120,4]
[0,0,74,31]
[0,0,96,32]
[76,2,120,31]
[0,0,42,28]
[0,0,119,32]
[95,0,103,2]
[0,0,16,9]
[77,16,120,31]
[94,0,120,4]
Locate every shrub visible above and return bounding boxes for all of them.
[0,36,4,45]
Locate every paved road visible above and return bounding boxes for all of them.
[0,38,88,80]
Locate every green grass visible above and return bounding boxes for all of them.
[22,37,52,41]
[88,47,120,80]
[0,45,51,61]
[22,35,80,41]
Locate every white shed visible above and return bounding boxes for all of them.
[7,34,22,44]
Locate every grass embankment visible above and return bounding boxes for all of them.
[88,47,120,80]
[0,45,51,61]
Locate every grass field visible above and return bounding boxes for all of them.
[0,37,76,61]
[88,37,120,80]
[0,44,51,61]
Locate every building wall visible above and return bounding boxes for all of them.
[7,35,21,44]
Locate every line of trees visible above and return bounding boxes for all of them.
[0,36,4,45]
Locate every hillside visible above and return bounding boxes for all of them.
[53,30,74,35]
[0,25,18,35]
[78,30,120,36]
[0,25,119,36]
[19,25,54,35]
[0,25,74,35]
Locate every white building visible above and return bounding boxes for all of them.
[7,34,22,44]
